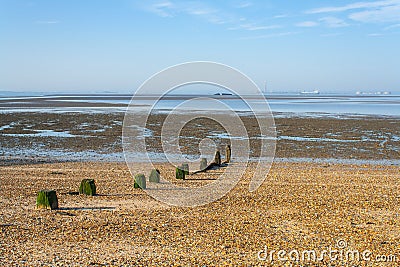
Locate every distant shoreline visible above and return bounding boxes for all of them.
[1,93,400,117]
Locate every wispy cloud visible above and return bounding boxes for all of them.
[188,8,216,16]
[35,20,60,24]
[384,23,400,29]
[147,1,174,17]
[145,1,232,24]
[229,23,281,31]
[295,21,319,27]
[306,0,400,14]
[239,31,300,40]
[306,0,400,24]
[143,1,280,32]
[349,4,400,22]
[273,14,289,19]
[319,17,349,27]
[235,2,253,8]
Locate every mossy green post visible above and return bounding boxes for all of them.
[214,150,221,165]
[200,158,208,171]
[36,190,58,210]
[225,145,231,163]
[181,163,189,175]
[134,173,146,189]
[79,179,96,196]
[149,169,160,183]
[176,166,185,179]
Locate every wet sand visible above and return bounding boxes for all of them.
[0,162,399,266]
[0,112,399,165]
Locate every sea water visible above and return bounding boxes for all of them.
[1,93,400,117]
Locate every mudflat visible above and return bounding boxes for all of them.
[0,112,399,164]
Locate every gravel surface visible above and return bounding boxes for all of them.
[1,162,399,266]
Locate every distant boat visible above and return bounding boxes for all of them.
[214,93,233,96]
[300,90,320,95]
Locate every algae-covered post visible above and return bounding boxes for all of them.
[214,150,221,165]
[79,179,96,196]
[176,166,185,179]
[36,190,58,210]
[134,174,146,189]
[149,169,160,183]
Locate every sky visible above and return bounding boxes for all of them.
[0,0,399,93]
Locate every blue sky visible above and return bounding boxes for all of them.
[0,0,399,93]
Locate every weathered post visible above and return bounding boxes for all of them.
[36,190,58,210]
[214,150,221,165]
[79,179,96,196]
[134,174,146,189]
[149,169,160,183]
[176,166,185,179]
[182,163,189,175]
[225,145,231,163]
[200,158,208,171]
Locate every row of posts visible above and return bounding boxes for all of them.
[36,145,232,209]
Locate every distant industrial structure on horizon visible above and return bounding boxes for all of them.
[356,91,391,95]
